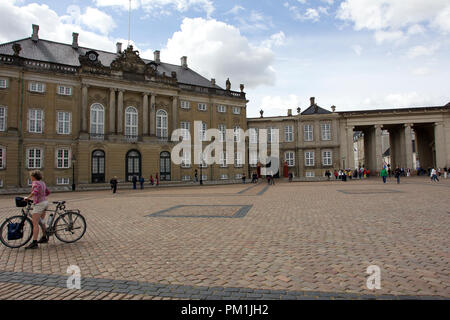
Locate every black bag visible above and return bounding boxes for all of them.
[7,222,24,241]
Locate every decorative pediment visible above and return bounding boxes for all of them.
[111,45,146,74]
[79,50,109,75]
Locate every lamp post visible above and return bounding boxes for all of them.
[200,154,203,185]
[72,155,76,191]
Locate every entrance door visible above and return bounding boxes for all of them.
[160,151,171,181]
[92,150,105,183]
[126,150,141,181]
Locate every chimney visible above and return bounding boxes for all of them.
[331,105,336,112]
[116,42,122,54]
[310,97,315,106]
[287,109,292,116]
[211,78,216,87]
[31,24,39,42]
[72,32,79,49]
[181,56,188,69]
[154,50,160,64]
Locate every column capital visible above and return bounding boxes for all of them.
[141,92,150,97]
[403,123,413,128]
[374,124,383,129]
[82,84,90,89]
[434,121,444,127]
[110,87,117,92]
[118,89,125,93]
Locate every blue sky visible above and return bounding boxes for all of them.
[1,0,449,117]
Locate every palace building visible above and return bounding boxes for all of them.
[0,25,248,189]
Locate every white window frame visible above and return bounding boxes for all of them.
[156,109,168,138]
[232,106,241,114]
[305,151,315,167]
[27,178,33,186]
[249,128,258,144]
[29,82,45,93]
[217,105,226,113]
[0,106,7,132]
[285,151,295,167]
[235,174,243,179]
[304,124,313,141]
[233,126,240,142]
[306,171,315,178]
[285,125,293,142]
[322,150,332,166]
[197,103,207,111]
[267,127,276,143]
[125,106,138,137]
[249,150,258,167]
[0,78,7,89]
[57,85,72,96]
[56,177,70,185]
[181,150,191,168]
[180,100,190,109]
[219,151,228,167]
[218,124,226,142]
[27,148,44,169]
[56,111,71,135]
[28,109,44,133]
[220,174,228,180]
[180,121,190,140]
[0,146,5,169]
[90,103,105,135]
[234,151,243,167]
[56,148,71,169]
[182,175,191,181]
[201,175,208,181]
[199,122,207,142]
[321,123,331,141]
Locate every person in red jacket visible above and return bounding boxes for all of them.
[155,173,159,186]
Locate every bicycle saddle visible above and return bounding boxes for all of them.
[52,201,66,205]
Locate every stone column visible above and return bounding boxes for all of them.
[172,96,178,133]
[346,126,355,169]
[117,89,124,134]
[109,88,116,135]
[81,84,89,133]
[142,93,149,136]
[374,125,383,172]
[434,122,446,168]
[404,123,413,169]
[150,94,156,135]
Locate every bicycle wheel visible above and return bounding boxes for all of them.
[0,216,33,248]
[54,211,86,243]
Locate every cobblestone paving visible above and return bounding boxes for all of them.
[0,177,449,300]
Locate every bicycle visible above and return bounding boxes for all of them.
[0,197,87,248]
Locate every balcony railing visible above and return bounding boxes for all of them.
[124,135,138,143]
[90,133,105,141]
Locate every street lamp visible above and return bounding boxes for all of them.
[72,155,76,191]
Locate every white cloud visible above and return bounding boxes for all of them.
[407,44,440,59]
[407,24,425,35]
[374,30,405,44]
[234,10,274,32]
[94,0,215,18]
[362,92,437,108]
[321,0,334,5]
[0,1,117,51]
[337,0,450,42]
[161,18,277,89]
[411,67,432,76]
[351,44,362,56]
[262,32,286,49]
[260,94,302,116]
[286,4,321,22]
[64,6,116,35]
[226,5,244,15]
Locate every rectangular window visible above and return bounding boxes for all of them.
[233,126,240,142]
[267,127,277,143]
[27,178,33,186]
[198,103,207,111]
[181,151,191,168]
[58,86,72,96]
[235,174,242,179]
[180,100,190,109]
[199,122,207,141]
[56,149,70,169]
[219,151,227,167]
[201,175,208,181]
[56,177,70,185]
[285,125,293,142]
[217,105,226,113]
[27,148,43,169]
[321,123,331,141]
[218,124,226,142]
[249,150,258,167]
[57,112,71,135]
[304,125,313,141]
[232,107,241,114]
[306,171,315,177]
[322,150,332,166]
[29,109,43,133]
[248,128,258,144]
[235,152,243,167]
[29,82,45,93]
[0,79,7,89]
[220,174,228,180]
[0,147,5,169]
[285,152,295,167]
[180,121,190,140]
[182,175,191,181]
[305,151,314,166]
[0,106,7,132]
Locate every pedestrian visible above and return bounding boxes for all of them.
[110,176,118,194]
[139,176,144,189]
[155,173,159,186]
[288,172,293,182]
[23,170,51,249]
[430,168,439,182]
[394,167,401,184]
[242,173,246,184]
[407,168,411,177]
[444,167,448,179]
[325,170,331,180]
[334,170,338,180]
[380,167,388,184]
[437,168,441,177]
[149,175,154,186]
[132,175,137,190]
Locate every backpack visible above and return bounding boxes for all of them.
[7,221,24,241]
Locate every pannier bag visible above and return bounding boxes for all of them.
[7,222,24,241]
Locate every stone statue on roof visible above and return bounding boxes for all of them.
[226,78,231,91]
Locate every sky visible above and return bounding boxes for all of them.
[1,0,449,117]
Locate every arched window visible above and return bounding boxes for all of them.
[156,109,168,138]
[126,150,141,182]
[125,106,138,137]
[160,151,171,181]
[90,103,104,136]
[92,150,105,183]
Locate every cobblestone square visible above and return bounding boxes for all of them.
[0,177,449,300]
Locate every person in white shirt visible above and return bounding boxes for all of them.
[430,168,439,182]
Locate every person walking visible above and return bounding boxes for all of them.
[149,175,154,186]
[155,173,159,186]
[23,170,51,249]
[110,176,118,194]
[242,173,246,184]
[325,170,331,180]
[132,175,137,190]
[139,176,145,189]
[444,167,448,179]
[430,168,439,182]
[334,170,338,180]
[194,169,198,183]
[380,167,388,184]
[394,167,401,184]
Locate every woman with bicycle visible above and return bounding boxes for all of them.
[24,170,51,249]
